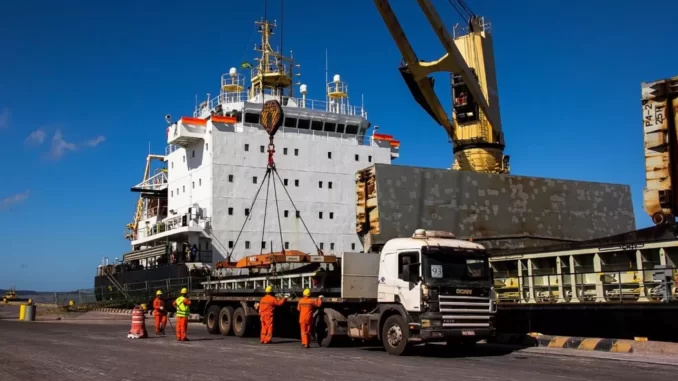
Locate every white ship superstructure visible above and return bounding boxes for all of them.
[121,19,400,268]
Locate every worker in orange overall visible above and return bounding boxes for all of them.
[153,290,167,335]
[297,288,323,348]
[172,288,191,341]
[259,285,287,344]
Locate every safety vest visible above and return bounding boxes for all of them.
[175,296,189,317]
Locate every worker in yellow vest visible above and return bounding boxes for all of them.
[172,288,192,341]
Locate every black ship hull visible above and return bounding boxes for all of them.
[94,264,192,302]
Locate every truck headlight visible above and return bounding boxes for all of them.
[421,319,442,328]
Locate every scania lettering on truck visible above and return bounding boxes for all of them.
[194,229,497,356]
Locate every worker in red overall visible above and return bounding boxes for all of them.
[259,285,287,344]
[153,290,167,335]
[297,288,323,348]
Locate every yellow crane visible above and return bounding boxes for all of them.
[125,154,167,240]
[374,0,509,174]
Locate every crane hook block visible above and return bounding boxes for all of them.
[260,100,284,137]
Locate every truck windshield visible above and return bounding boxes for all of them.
[421,246,490,286]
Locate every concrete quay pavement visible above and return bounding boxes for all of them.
[1,310,678,381]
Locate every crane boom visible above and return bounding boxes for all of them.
[373,0,509,173]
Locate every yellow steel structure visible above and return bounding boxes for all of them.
[248,19,297,99]
[125,154,167,241]
[373,0,509,174]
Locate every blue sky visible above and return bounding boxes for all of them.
[1,0,676,291]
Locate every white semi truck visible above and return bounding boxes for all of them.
[194,229,497,355]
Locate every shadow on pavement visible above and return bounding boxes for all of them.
[360,343,521,358]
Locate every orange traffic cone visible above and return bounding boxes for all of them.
[127,306,148,339]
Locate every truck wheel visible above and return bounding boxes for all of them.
[381,315,411,356]
[205,305,220,335]
[219,306,235,336]
[316,313,332,347]
[232,307,249,337]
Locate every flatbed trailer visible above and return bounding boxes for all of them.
[190,235,498,356]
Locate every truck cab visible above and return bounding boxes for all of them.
[347,229,497,355]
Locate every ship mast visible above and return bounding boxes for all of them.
[250,18,297,101]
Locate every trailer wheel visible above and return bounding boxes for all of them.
[232,307,249,337]
[316,313,332,347]
[219,306,235,336]
[205,305,220,335]
[381,315,411,356]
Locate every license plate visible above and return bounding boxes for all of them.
[461,330,475,336]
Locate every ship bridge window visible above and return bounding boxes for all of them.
[245,241,250,249]
[284,117,297,128]
[324,122,336,132]
[311,120,323,131]
[298,119,310,129]
[346,124,359,134]
[283,148,288,155]
[244,112,260,124]
[336,124,345,133]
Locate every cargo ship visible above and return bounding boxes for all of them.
[94,15,400,300]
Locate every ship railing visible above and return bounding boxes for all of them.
[133,170,168,191]
[135,214,211,241]
[493,265,678,304]
[141,205,168,220]
[93,275,211,304]
[240,122,369,145]
[194,91,366,118]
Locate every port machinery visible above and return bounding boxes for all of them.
[489,225,678,305]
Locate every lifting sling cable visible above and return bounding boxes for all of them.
[226,99,322,264]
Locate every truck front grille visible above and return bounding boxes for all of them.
[439,295,492,328]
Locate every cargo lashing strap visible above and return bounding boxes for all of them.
[227,100,323,280]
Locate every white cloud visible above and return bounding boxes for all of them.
[85,135,106,147]
[0,190,30,209]
[25,128,46,145]
[49,130,77,160]
[0,108,9,129]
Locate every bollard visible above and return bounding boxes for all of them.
[69,300,75,307]
[2,297,7,304]
[24,304,36,322]
[19,304,26,320]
